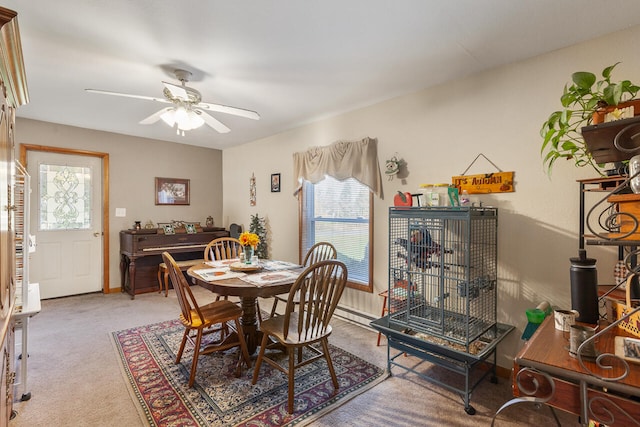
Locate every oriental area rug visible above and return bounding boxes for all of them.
[111,319,386,427]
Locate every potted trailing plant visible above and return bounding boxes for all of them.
[540,62,640,175]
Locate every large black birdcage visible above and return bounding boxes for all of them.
[388,206,498,348]
[371,206,513,415]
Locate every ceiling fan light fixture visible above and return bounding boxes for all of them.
[88,68,258,135]
[159,106,204,134]
[174,108,204,132]
[160,108,176,127]
[174,106,188,125]
[160,105,204,133]
[187,110,205,128]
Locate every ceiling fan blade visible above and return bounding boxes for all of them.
[197,110,230,133]
[85,88,171,104]
[197,102,260,120]
[162,81,189,100]
[139,107,174,125]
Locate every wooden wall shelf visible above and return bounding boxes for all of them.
[583,115,640,164]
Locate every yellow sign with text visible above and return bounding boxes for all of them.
[452,171,514,194]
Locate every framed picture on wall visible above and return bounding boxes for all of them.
[155,177,190,205]
[271,173,281,193]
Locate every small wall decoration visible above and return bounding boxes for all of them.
[385,156,400,180]
[185,223,197,234]
[452,153,515,194]
[155,177,190,205]
[271,173,281,192]
[384,154,408,182]
[250,173,256,206]
[162,224,175,235]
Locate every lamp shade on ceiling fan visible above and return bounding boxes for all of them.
[160,106,205,135]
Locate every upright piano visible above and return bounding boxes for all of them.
[120,227,229,298]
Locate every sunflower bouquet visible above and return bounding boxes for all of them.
[239,231,260,248]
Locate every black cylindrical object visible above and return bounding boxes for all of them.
[570,249,599,324]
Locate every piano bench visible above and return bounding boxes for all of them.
[157,259,204,297]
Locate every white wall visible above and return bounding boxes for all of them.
[223,25,640,367]
[14,119,224,291]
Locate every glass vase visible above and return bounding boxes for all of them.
[244,246,254,264]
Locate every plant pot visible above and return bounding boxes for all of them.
[592,99,640,125]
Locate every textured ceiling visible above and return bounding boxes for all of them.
[4,0,640,149]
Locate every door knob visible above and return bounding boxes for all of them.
[93,232,101,237]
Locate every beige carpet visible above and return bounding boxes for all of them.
[10,288,580,426]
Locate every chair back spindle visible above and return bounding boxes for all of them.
[205,237,243,261]
[302,241,337,267]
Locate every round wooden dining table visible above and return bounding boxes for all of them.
[187,263,301,354]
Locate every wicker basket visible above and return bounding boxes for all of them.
[611,275,640,338]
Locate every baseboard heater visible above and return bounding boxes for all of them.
[334,304,376,328]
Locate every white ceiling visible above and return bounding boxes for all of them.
[5,0,640,150]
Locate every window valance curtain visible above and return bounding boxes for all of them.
[293,137,384,198]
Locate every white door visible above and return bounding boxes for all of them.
[27,151,103,299]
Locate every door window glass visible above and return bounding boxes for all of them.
[39,164,92,230]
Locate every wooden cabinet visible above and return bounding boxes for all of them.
[0,7,29,425]
[508,317,640,426]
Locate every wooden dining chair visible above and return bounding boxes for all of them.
[204,237,244,262]
[204,237,263,322]
[162,252,251,387]
[252,259,348,413]
[269,242,337,318]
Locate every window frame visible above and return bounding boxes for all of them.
[298,178,374,293]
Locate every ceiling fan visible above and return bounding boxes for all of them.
[86,69,260,136]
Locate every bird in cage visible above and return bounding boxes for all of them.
[394,227,452,269]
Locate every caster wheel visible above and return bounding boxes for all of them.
[490,376,498,384]
[465,406,476,415]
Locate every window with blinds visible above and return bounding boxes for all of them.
[300,176,373,291]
